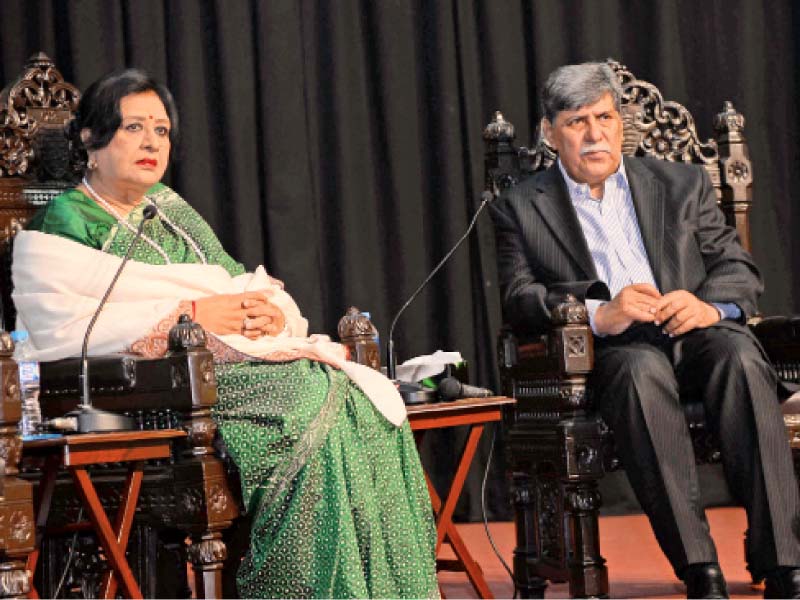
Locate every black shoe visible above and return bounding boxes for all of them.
[764,567,800,599]
[682,563,728,599]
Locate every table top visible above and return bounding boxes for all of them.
[23,429,186,450]
[406,397,515,431]
[406,395,515,417]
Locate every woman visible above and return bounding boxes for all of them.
[12,69,438,599]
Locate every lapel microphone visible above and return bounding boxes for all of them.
[76,203,158,433]
[386,190,495,382]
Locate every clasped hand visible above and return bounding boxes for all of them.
[193,291,286,339]
[593,284,720,337]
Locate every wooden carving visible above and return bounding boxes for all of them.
[1,53,81,330]
[713,100,753,251]
[0,334,34,598]
[0,52,80,181]
[609,60,718,165]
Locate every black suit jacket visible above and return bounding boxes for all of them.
[490,156,763,336]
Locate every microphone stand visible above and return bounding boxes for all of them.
[386,191,495,386]
[76,204,157,433]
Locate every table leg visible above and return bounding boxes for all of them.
[441,425,494,598]
[420,424,494,599]
[100,462,144,599]
[70,468,143,599]
[436,425,483,548]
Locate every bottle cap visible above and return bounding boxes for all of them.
[10,330,28,343]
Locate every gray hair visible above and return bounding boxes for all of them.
[541,62,623,123]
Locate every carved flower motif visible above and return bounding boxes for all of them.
[9,511,33,543]
[0,436,22,464]
[180,488,203,516]
[646,127,679,160]
[567,334,586,357]
[0,331,13,354]
[726,160,750,183]
[207,482,229,515]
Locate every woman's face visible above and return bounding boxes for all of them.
[88,90,171,195]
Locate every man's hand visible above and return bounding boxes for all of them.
[594,283,662,336]
[193,291,286,339]
[653,290,720,337]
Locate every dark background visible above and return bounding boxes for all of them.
[2,0,798,520]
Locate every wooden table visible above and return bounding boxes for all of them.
[407,396,516,599]
[23,430,187,599]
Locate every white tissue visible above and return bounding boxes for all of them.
[395,350,464,383]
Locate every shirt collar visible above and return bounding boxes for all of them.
[557,157,629,202]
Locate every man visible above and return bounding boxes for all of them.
[490,62,800,599]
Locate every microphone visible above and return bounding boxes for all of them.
[76,203,157,433]
[386,190,495,381]
[437,376,494,401]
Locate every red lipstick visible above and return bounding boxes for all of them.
[136,158,157,168]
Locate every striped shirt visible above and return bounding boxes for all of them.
[558,159,657,297]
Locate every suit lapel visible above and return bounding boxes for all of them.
[624,157,669,290]
[532,165,596,279]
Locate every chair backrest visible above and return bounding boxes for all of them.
[483,59,754,252]
[0,53,81,330]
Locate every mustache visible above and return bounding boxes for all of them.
[580,143,612,155]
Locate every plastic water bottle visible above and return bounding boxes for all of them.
[11,331,41,437]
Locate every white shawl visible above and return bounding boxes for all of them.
[12,230,406,426]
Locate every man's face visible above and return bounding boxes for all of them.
[543,92,623,194]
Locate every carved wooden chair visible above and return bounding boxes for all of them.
[0,334,35,598]
[483,59,800,598]
[0,52,240,599]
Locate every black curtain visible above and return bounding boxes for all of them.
[2,0,798,521]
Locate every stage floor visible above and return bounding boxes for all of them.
[439,507,763,599]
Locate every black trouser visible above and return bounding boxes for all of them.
[592,322,800,579]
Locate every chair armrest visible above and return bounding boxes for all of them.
[40,353,211,418]
[750,315,800,390]
[498,294,595,377]
[39,317,217,429]
[751,315,800,355]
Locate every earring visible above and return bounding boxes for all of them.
[87,156,98,170]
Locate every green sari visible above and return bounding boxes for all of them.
[27,185,439,599]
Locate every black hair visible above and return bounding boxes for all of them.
[66,68,179,171]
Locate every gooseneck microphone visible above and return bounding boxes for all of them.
[386,191,495,380]
[77,203,157,433]
[437,376,494,401]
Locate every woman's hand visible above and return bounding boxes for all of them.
[193,292,286,339]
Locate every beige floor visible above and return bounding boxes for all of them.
[439,507,764,599]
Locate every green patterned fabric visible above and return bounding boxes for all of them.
[28,184,246,274]
[28,186,439,599]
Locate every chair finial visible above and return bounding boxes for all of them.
[483,111,515,142]
[168,314,208,352]
[551,295,588,326]
[714,101,745,142]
